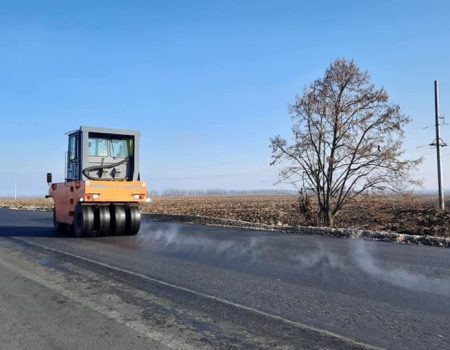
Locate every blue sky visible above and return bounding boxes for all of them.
[0,0,449,196]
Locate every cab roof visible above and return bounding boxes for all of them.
[66,126,141,137]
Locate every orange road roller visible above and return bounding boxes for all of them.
[47,126,149,236]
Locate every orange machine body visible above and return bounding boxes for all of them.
[50,180,148,225]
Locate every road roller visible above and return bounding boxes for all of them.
[47,126,148,236]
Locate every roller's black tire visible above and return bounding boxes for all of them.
[53,209,67,233]
[125,206,141,235]
[110,205,126,235]
[73,204,94,237]
[96,206,111,236]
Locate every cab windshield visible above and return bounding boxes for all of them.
[88,136,133,158]
[88,138,108,157]
[111,139,130,158]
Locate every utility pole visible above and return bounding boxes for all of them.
[434,80,445,210]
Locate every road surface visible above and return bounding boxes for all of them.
[0,208,449,349]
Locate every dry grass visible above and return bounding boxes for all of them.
[0,198,53,211]
[2,195,450,238]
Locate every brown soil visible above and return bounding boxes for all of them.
[1,195,449,238]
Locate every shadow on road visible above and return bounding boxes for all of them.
[0,226,72,238]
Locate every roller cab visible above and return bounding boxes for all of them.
[47,126,148,236]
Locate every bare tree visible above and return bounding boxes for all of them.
[271,59,421,227]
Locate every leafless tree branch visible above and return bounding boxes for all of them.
[271,59,421,226]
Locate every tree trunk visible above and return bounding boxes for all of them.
[319,206,334,227]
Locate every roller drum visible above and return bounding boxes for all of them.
[125,206,141,235]
[73,204,94,237]
[110,205,126,235]
[96,206,111,236]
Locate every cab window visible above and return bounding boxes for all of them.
[88,138,108,157]
[111,139,132,158]
[68,134,79,160]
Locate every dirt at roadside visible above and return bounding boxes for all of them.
[1,195,450,238]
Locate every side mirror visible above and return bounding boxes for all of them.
[47,173,52,184]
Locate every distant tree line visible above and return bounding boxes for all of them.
[149,189,297,197]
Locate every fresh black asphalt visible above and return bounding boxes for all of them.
[0,208,449,349]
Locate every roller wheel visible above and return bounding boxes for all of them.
[110,205,126,235]
[53,209,67,233]
[96,206,111,236]
[73,204,94,237]
[125,206,141,235]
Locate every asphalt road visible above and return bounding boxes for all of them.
[0,208,449,350]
